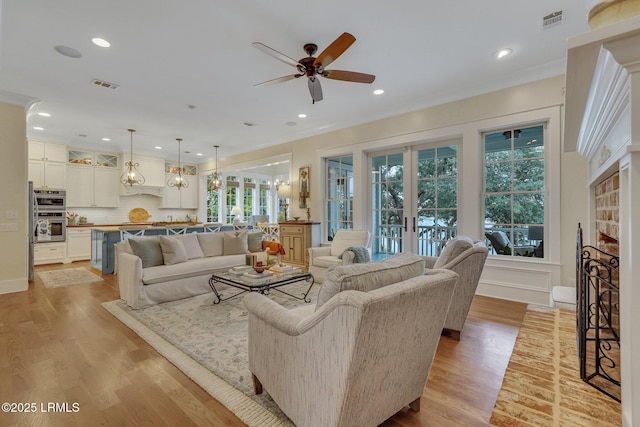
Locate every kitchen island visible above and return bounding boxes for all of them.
[89,223,237,274]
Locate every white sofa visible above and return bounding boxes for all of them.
[116,230,263,309]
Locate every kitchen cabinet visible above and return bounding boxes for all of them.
[121,155,165,186]
[162,163,198,209]
[28,160,66,189]
[66,227,92,261]
[279,222,320,269]
[28,140,67,188]
[34,242,66,265]
[66,149,120,207]
[29,140,67,162]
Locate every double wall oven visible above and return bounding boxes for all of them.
[34,189,66,242]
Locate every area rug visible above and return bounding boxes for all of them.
[102,282,319,427]
[38,267,104,288]
[489,305,621,426]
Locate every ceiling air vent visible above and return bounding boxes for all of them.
[542,10,564,29]
[91,79,120,90]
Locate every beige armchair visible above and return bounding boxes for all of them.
[423,235,488,340]
[308,229,372,283]
[244,253,458,427]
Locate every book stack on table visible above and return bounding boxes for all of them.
[242,269,274,284]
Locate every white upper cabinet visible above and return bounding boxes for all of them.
[162,162,198,209]
[66,149,120,207]
[28,140,67,188]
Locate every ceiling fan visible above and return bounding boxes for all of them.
[252,32,375,104]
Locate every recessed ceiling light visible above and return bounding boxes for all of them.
[298,113,307,118]
[102,137,111,141]
[155,146,163,150]
[495,48,512,59]
[33,126,44,131]
[285,121,297,126]
[373,89,384,95]
[38,112,51,117]
[196,153,203,156]
[54,45,82,58]
[91,37,110,48]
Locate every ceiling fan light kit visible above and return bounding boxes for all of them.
[253,32,375,104]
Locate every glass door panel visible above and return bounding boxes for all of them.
[414,145,458,256]
[371,152,405,260]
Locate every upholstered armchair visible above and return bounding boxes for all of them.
[308,229,372,283]
[244,253,458,427]
[423,235,488,340]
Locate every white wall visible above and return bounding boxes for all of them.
[0,100,29,294]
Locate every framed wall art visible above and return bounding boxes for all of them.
[299,166,309,208]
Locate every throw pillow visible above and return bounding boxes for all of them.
[159,235,188,265]
[128,237,164,268]
[433,235,473,269]
[178,234,204,259]
[223,229,250,255]
[247,231,263,253]
[197,232,224,257]
[315,252,425,310]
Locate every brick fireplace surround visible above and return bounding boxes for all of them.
[565,16,640,427]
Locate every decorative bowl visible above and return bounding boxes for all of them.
[293,217,300,221]
[254,264,267,273]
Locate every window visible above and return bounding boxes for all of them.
[206,178,220,223]
[243,177,255,220]
[258,179,270,216]
[325,156,353,240]
[206,172,275,223]
[484,125,545,257]
[226,175,239,223]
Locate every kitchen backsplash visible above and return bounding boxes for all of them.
[68,194,199,224]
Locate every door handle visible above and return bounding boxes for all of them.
[404,217,407,232]
[412,217,416,232]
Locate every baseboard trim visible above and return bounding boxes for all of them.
[0,277,29,295]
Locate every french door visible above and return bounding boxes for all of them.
[370,143,458,260]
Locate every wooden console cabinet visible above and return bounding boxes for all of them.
[279,222,320,270]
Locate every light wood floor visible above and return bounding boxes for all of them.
[0,261,527,426]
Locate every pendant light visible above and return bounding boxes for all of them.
[209,145,225,190]
[120,129,146,186]
[167,137,189,189]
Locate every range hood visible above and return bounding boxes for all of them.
[120,185,164,197]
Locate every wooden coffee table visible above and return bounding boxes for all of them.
[208,269,315,304]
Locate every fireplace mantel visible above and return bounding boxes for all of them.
[564,15,640,427]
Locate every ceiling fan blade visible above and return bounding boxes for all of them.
[252,42,301,68]
[308,77,323,103]
[314,32,356,69]
[254,74,302,87]
[323,69,376,84]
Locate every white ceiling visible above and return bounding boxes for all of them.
[0,0,591,164]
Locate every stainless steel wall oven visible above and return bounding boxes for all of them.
[34,189,66,242]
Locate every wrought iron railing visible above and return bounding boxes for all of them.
[576,224,620,402]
